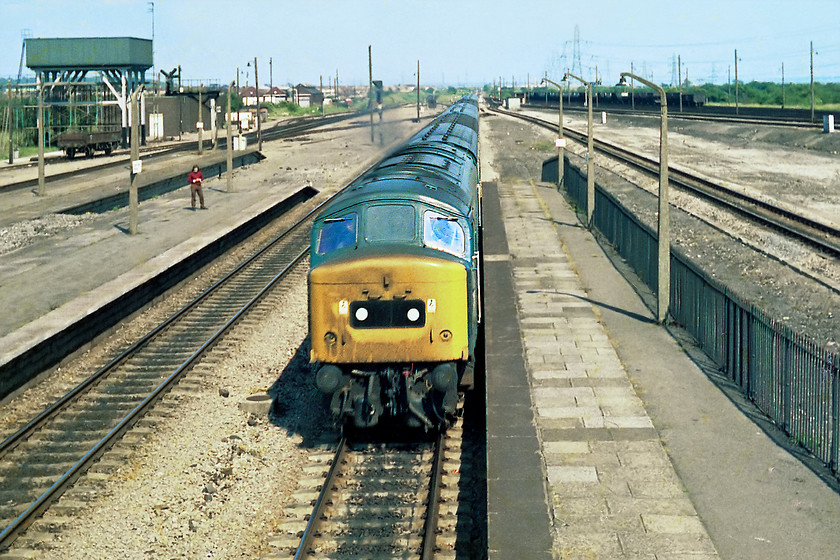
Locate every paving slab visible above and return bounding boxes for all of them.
[484,178,720,559]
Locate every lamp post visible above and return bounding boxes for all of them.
[37,76,45,196]
[197,86,203,155]
[130,85,145,235]
[620,71,669,324]
[541,77,564,190]
[564,72,594,227]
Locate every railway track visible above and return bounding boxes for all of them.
[522,101,824,128]
[269,426,465,559]
[489,106,840,260]
[0,191,330,551]
[0,109,365,193]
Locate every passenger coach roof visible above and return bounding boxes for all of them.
[365,143,474,185]
[315,96,478,220]
[405,99,479,162]
[319,176,473,218]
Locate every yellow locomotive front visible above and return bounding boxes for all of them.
[308,196,478,430]
[310,255,469,364]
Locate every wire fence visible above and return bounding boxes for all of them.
[562,160,840,474]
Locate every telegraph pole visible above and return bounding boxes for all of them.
[368,45,374,142]
[416,59,420,122]
[781,62,785,109]
[678,55,683,112]
[727,66,731,105]
[810,41,815,122]
[630,62,635,110]
[254,56,262,151]
[269,57,273,92]
[226,81,234,193]
[734,49,739,115]
[6,84,13,164]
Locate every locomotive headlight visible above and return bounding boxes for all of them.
[355,307,369,321]
[406,307,421,322]
[324,331,337,345]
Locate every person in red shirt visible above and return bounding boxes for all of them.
[188,165,206,209]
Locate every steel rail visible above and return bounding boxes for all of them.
[420,431,446,560]
[491,106,840,258]
[0,244,310,549]
[293,437,348,560]
[293,434,446,559]
[523,101,823,129]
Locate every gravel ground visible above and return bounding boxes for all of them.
[1,107,429,558]
[512,106,840,350]
[0,213,97,256]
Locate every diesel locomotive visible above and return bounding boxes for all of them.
[309,95,481,430]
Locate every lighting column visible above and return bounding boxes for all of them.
[620,71,669,324]
[541,78,564,190]
[564,72,594,226]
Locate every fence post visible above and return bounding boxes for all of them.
[828,354,840,473]
[831,362,839,474]
[782,337,791,434]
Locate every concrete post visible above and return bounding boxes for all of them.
[130,88,142,235]
[586,81,593,224]
[621,71,669,323]
[211,97,218,150]
[564,72,594,226]
[541,78,564,190]
[37,78,45,196]
[197,87,203,155]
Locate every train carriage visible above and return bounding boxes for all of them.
[309,95,480,430]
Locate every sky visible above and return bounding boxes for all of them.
[1,0,839,88]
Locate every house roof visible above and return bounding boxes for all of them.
[295,84,323,95]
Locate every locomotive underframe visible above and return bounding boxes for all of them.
[317,359,469,430]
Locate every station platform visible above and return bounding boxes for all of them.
[482,178,840,559]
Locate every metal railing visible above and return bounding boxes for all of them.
[562,159,840,474]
